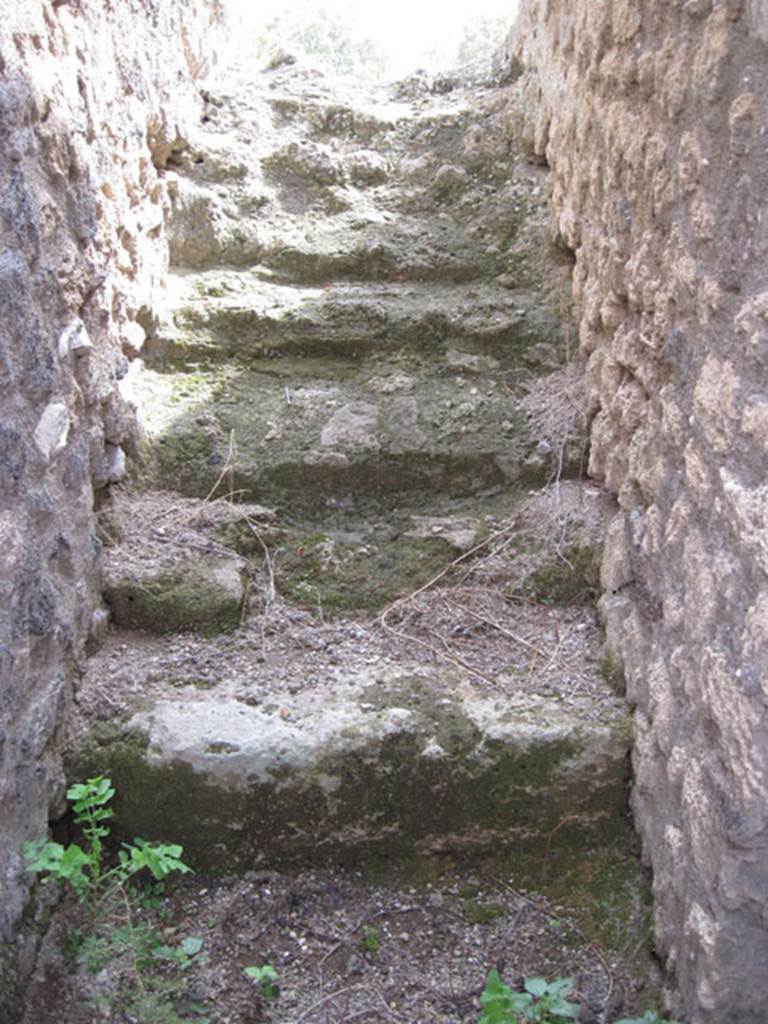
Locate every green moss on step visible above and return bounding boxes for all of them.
[540,841,653,952]
[168,372,218,404]
[527,544,602,606]
[65,708,643,958]
[272,531,457,614]
[103,559,245,635]
[462,900,508,925]
[599,652,626,695]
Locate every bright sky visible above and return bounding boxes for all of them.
[230,0,520,76]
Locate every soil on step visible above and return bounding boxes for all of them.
[81,480,617,719]
[23,865,660,1024]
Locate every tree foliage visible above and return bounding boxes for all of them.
[253,2,391,78]
[455,14,511,65]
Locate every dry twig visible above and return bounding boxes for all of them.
[440,596,543,657]
[205,428,238,502]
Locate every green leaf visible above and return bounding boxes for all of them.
[66,782,92,802]
[547,978,575,999]
[59,845,90,873]
[552,1001,580,1021]
[88,809,113,824]
[23,839,65,873]
[152,944,178,962]
[129,839,191,879]
[509,992,534,1013]
[182,936,204,956]
[478,969,520,1024]
[483,970,507,996]
[525,977,549,998]
[244,965,279,982]
[23,838,92,899]
[69,776,114,812]
[244,964,280,1000]
[118,839,191,882]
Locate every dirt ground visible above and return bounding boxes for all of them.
[22,860,661,1024]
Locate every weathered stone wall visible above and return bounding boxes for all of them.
[0,1,224,1017]
[512,2,768,1021]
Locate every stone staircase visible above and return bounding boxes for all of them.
[75,57,634,887]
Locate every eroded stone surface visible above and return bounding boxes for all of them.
[514,3,768,1020]
[71,468,632,905]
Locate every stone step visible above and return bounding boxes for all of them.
[150,273,559,366]
[104,510,482,623]
[129,351,569,516]
[256,215,503,284]
[170,209,506,283]
[197,67,408,148]
[75,656,631,873]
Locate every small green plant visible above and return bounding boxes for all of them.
[23,776,190,914]
[244,963,279,1000]
[478,971,579,1024]
[129,879,168,914]
[23,777,203,1024]
[361,925,381,953]
[153,935,205,969]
